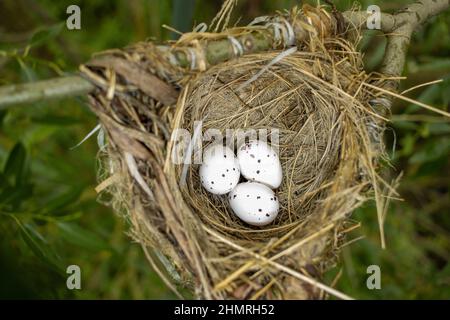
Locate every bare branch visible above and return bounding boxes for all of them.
[0,75,93,109]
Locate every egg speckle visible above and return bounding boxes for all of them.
[199,144,240,195]
[229,182,279,226]
[237,140,282,189]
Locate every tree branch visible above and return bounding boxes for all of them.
[380,0,449,79]
[0,75,94,109]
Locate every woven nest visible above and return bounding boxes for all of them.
[81,5,392,300]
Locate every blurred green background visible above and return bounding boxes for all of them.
[0,0,449,299]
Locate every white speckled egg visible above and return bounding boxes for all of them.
[199,143,240,195]
[228,182,279,226]
[237,140,282,189]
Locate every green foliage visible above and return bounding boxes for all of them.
[0,0,449,299]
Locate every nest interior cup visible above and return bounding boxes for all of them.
[82,9,389,300]
[180,50,346,239]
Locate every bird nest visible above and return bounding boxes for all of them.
[80,4,392,299]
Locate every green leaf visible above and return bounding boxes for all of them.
[57,222,111,252]
[393,121,418,131]
[29,23,64,48]
[23,126,60,146]
[364,39,386,71]
[412,58,450,73]
[418,123,430,138]
[0,183,33,210]
[400,134,416,157]
[30,114,81,126]
[0,172,9,190]
[0,110,7,128]
[14,217,63,274]
[3,142,28,187]
[409,138,450,164]
[441,76,450,106]
[44,186,83,215]
[428,123,450,135]
[171,0,195,38]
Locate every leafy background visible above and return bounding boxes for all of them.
[0,0,449,299]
